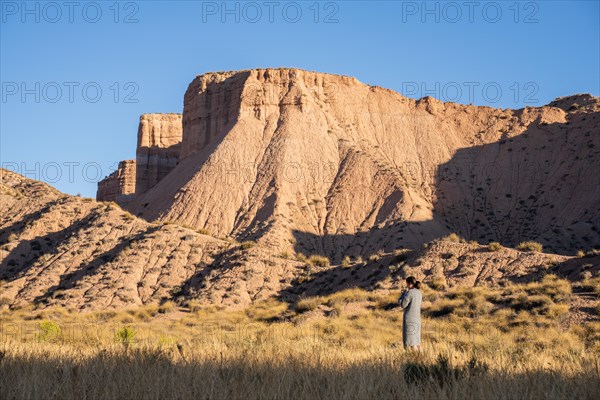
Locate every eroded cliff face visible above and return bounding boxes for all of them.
[127,68,599,258]
[97,114,183,204]
[136,113,183,195]
[96,160,136,206]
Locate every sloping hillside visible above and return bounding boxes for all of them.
[0,169,224,309]
[2,168,597,310]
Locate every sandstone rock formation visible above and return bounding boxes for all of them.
[96,160,136,206]
[135,113,183,195]
[124,68,599,259]
[97,114,183,205]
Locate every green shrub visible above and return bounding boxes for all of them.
[115,326,136,349]
[516,241,543,252]
[37,321,62,342]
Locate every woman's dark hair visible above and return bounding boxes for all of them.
[406,276,421,289]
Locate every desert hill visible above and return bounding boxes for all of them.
[102,68,599,260]
[1,168,598,311]
[0,169,225,309]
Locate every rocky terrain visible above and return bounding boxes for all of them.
[96,160,136,206]
[108,68,598,259]
[2,68,599,310]
[1,168,598,311]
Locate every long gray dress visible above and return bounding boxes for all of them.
[399,288,422,347]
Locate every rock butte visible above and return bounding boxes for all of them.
[1,68,599,310]
[101,68,599,258]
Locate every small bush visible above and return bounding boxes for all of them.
[517,241,543,253]
[240,241,256,250]
[487,242,502,252]
[295,297,322,313]
[307,255,330,268]
[280,250,290,259]
[341,256,351,268]
[368,250,385,262]
[158,301,177,314]
[580,277,600,295]
[115,326,136,349]
[428,275,447,291]
[122,212,135,221]
[36,321,62,342]
[442,233,463,243]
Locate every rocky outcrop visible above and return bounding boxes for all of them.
[96,160,136,206]
[135,113,183,195]
[97,114,183,205]
[128,68,599,258]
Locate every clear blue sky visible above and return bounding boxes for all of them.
[1,0,599,197]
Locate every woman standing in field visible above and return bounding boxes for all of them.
[399,276,422,350]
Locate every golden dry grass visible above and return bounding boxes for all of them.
[1,279,599,399]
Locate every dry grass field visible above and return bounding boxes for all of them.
[1,276,599,399]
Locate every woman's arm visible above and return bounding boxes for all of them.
[400,290,411,309]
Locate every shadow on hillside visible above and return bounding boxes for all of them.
[0,212,102,282]
[179,244,241,297]
[33,226,161,306]
[135,143,181,196]
[433,117,599,254]
[0,200,59,244]
[279,117,599,301]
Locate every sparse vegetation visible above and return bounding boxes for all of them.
[307,255,330,268]
[240,241,257,250]
[517,241,543,253]
[295,253,307,263]
[487,242,502,252]
[0,284,597,399]
[368,250,385,262]
[428,275,448,291]
[442,233,464,243]
[280,250,290,259]
[115,326,136,350]
[341,256,351,268]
